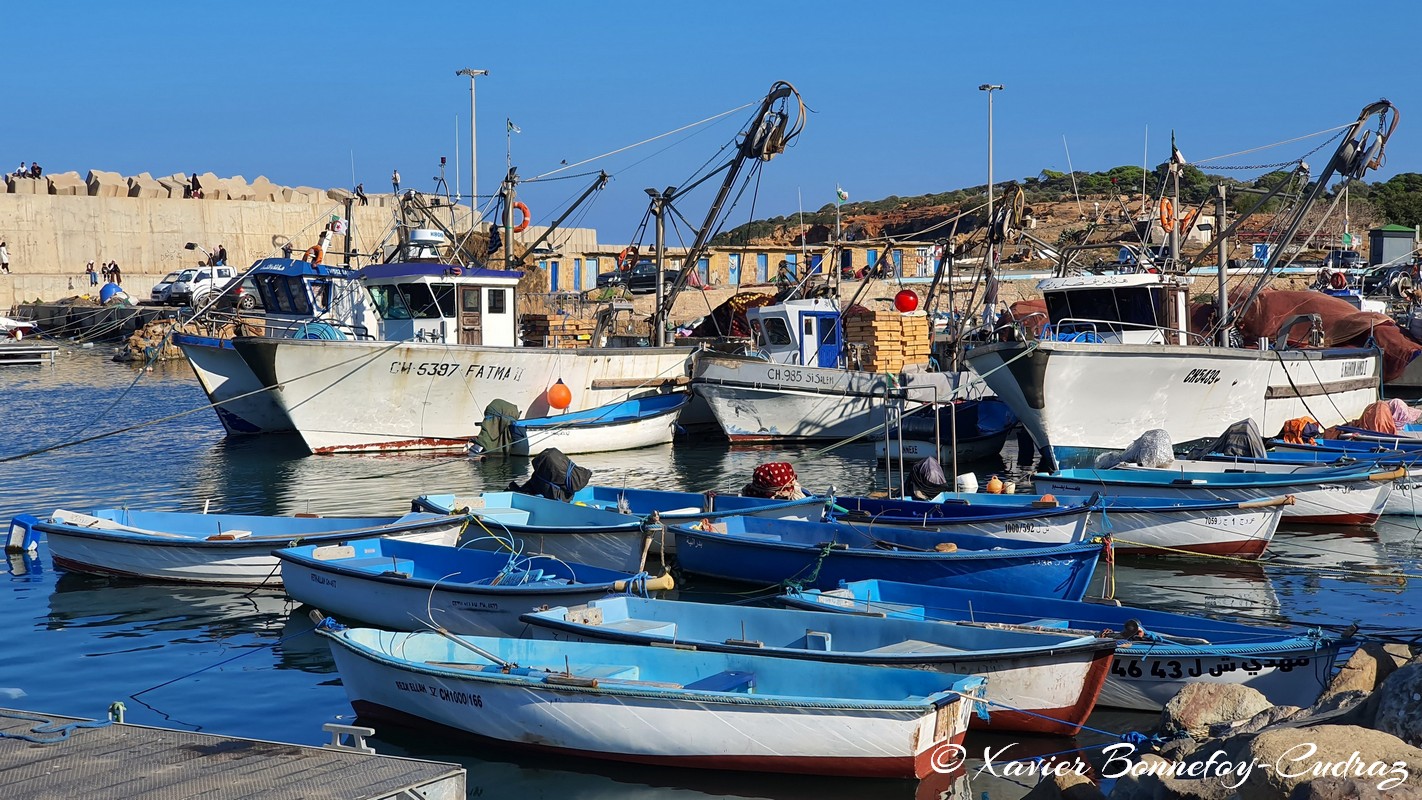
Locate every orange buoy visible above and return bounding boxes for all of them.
[548,379,572,410]
[985,475,1004,494]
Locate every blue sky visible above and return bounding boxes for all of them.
[6,1,1419,246]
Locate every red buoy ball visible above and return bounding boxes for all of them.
[547,379,572,410]
[894,289,920,313]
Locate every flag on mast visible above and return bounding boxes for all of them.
[506,119,521,134]
[1170,131,1185,165]
[835,186,848,204]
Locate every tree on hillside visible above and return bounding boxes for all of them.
[1368,173,1422,228]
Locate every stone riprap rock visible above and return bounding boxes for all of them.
[127,174,164,198]
[1240,725,1422,800]
[47,172,86,195]
[85,169,126,197]
[1212,704,1302,738]
[1374,662,1422,746]
[1288,775,1422,799]
[1160,683,1275,739]
[1106,753,1172,800]
[1317,643,1413,707]
[1024,770,1105,800]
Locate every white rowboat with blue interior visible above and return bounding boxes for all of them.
[508,393,689,456]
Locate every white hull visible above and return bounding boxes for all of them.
[1099,645,1340,711]
[510,414,678,456]
[874,436,1011,465]
[44,525,463,586]
[327,629,975,778]
[1382,469,1422,515]
[966,342,1379,466]
[232,338,694,454]
[1036,472,1393,526]
[177,336,291,435]
[692,355,897,442]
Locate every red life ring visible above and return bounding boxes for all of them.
[1158,198,1174,230]
[1330,271,1347,290]
[617,246,639,271]
[512,202,531,233]
[304,245,324,265]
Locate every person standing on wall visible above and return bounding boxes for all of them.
[189,173,203,199]
[391,169,400,195]
[109,261,122,285]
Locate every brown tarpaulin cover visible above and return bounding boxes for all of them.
[1230,289,1421,382]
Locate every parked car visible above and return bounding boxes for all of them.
[627,261,681,294]
[1361,261,1419,298]
[168,265,238,307]
[596,269,628,289]
[149,271,185,305]
[1324,249,1364,269]
[213,276,263,312]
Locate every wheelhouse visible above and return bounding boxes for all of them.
[745,298,842,367]
[1038,273,1192,345]
[360,263,523,346]
[241,258,374,338]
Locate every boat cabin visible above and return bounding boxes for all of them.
[745,298,842,366]
[360,263,523,346]
[1038,273,1192,345]
[243,258,374,338]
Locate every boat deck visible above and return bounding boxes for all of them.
[0,708,464,799]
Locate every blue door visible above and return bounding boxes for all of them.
[728,254,741,285]
[573,258,583,291]
[757,253,768,282]
[785,253,797,279]
[810,254,823,274]
[549,260,559,292]
[698,257,710,285]
[807,312,840,367]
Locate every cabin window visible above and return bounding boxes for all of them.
[397,283,443,319]
[368,284,412,319]
[461,288,481,312]
[310,280,331,311]
[1045,287,1162,333]
[262,276,310,315]
[488,288,508,314]
[431,283,457,317]
[762,317,793,346]
[803,317,814,335]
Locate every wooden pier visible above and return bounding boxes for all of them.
[0,341,58,366]
[0,708,464,799]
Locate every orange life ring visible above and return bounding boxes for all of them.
[617,246,639,271]
[1158,197,1174,229]
[303,245,324,265]
[1330,271,1347,290]
[1178,207,1199,235]
[512,202,531,233]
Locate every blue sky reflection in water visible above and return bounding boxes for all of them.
[1,351,1421,799]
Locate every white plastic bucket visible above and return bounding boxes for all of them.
[955,473,978,493]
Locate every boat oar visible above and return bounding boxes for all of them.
[406,613,519,671]
[613,573,675,593]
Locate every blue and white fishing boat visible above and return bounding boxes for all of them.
[779,579,1355,711]
[411,491,659,573]
[318,621,985,779]
[11,508,470,585]
[522,596,1115,736]
[564,484,829,522]
[671,515,1102,598]
[838,493,1291,558]
[275,537,673,636]
[508,393,689,456]
[1036,464,1403,525]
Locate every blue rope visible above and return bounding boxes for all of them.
[131,620,321,699]
[0,709,112,744]
[969,694,1171,745]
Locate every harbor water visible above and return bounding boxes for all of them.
[3,349,1421,799]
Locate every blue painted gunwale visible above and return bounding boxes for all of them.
[29,509,469,548]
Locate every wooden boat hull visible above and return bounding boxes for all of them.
[28,511,468,586]
[321,627,982,779]
[508,395,686,456]
[781,580,1349,712]
[672,520,1100,600]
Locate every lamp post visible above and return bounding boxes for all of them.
[455,68,488,223]
[977,84,1004,248]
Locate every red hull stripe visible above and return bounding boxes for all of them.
[1284,512,1378,526]
[968,648,1114,737]
[1113,538,1270,558]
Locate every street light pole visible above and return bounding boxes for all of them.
[978,84,1004,252]
[456,68,488,224]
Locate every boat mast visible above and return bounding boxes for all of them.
[1215,184,1229,346]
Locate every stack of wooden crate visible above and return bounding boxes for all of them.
[842,310,931,373]
[522,314,596,348]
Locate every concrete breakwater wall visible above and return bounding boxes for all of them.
[0,187,415,309]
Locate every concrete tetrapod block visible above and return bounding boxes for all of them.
[47,172,86,196]
[327,188,355,203]
[249,177,281,202]
[86,169,127,197]
[127,174,164,198]
[197,172,223,200]
[157,177,188,198]
[283,186,320,203]
[8,175,43,194]
[219,176,252,200]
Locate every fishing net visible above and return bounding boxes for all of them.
[1185,419,1267,459]
[1095,429,1174,469]
[907,457,952,501]
[1231,289,1421,382]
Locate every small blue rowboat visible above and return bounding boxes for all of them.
[522,595,1115,736]
[671,515,1101,598]
[275,537,674,636]
[509,393,689,456]
[779,579,1355,712]
[12,508,472,586]
[565,484,830,523]
[412,491,660,573]
[318,621,986,778]
[1038,464,1405,526]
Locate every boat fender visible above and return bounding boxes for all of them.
[1330,271,1347,290]
[512,202,531,233]
[933,542,958,553]
[304,245,324,265]
[5,514,42,554]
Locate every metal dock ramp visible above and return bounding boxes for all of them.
[0,708,464,799]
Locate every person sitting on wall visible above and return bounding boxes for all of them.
[29,162,42,178]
